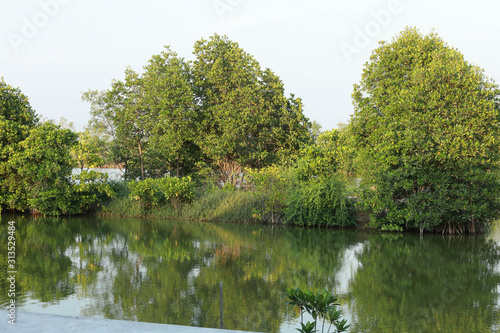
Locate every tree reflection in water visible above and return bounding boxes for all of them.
[1,215,499,333]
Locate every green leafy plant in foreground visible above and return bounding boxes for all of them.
[286,288,350,333]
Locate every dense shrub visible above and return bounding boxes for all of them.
[285,175,354,227]
[158,176,195,210]
[107,179,130,198]
[128,176,195,211]
[249,165,293,223]
[72,170,115,213]
[5,122,115,216]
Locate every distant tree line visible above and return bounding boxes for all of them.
[2,28,499,233]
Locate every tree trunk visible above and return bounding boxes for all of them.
[138,140,145,180]
[177,154,180,178]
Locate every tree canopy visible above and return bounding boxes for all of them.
[192,34,311,170]
[0,78,39,210]
[350,27,500,233]
[83,34,312,182]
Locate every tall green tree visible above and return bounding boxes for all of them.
[309,120,323,142]
[84,69,152,181]
[81,89,117,167]
[141,47,198,178]
[84,36,311,182]
[0,78,39,211]
[350,27,500,233]
[191,34,311,176]
[109,68,150,180]
[83,48,197,180]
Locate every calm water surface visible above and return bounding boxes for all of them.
[1,215,499,332]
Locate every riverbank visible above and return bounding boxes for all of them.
[98,186,261,223]
[96,176,358,228]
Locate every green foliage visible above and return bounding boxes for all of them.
[107,179,130,198]
[0,81,114,216]
[73,130,105,171]
[9,122,78,215]
[249,165,293,223]
[309,120,323,142]
[72,170,116,213]
[84,35,311,182]
[129,176,195,211]
[285,175,354,227]
[106,68,149,180]
[286,287,350,333]
[0,78,39,212]
[101,185,258,222]
[129,178,164,210]
[350,27,500,233]
[0,78,38,128]
[192,34,312,170]
[142,47,198,178]
[158,176,195,210]
[80,90,117,167]
[83,48,196,180]
[181,188,257,222]
[294,127,357,181]
[6,122,115,215]
[297,321,317,333]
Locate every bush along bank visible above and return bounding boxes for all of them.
[96,167,357,227]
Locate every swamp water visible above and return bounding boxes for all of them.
[1,215,499,332]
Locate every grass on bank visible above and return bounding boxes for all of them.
[97,173,357,227]
[99,182,260,223]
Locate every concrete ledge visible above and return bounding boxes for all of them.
[2,311,257,333]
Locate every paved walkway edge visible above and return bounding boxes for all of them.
[2,311,259,333]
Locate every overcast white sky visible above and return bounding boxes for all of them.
[1,0,499,132]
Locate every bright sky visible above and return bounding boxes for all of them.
[1,0,499,132]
